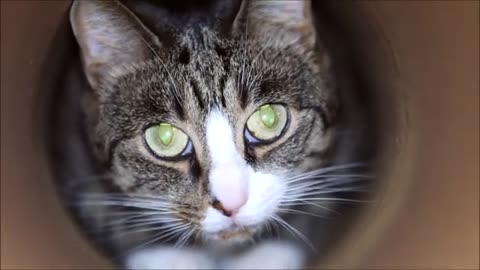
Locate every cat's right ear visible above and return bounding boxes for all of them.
[70,0,160,89]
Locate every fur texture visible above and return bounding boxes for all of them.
[50,0,374,269]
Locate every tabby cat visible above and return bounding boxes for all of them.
[51,0,373,269]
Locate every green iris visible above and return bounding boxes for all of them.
[144,122,189,157]
[246,104,288,141]
[259,104,277,128]
[157,123,174,146]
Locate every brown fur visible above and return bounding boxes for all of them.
[48,0,374,265]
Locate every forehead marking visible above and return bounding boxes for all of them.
[190,78,205,109]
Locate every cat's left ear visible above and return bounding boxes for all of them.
[234,0,315,51]
[70,0,161,90]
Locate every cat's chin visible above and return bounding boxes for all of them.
[205,226,257,247]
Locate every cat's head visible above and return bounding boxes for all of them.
[71,0,336,245]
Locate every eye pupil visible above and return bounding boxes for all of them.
[157,123,174,146]
[259,104,277,128]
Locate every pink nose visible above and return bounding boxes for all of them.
[213,192,247,217]
[210,166,249,216]
[217,192,247,217]
[212,183,248,216]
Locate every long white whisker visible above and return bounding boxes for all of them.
[286,174,372,186]
[174,226,196,248]
[272,215,316,252]
[285,187,369,199]
[116,223,190,258]
[101,214,173,227]
[74,199,174,211]
[94,210,168,217]
[278,208,329,219]
[286,163,369,181]
[78,193,173,203]
[106,221,187,237]
[281,197,371,205]
[286,188,369,198]
[279,199,339,215]
[286,177,368,193]
[102,217,181,230]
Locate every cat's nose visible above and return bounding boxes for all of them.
[211,181,248,217]
[212,192,247,217]
[212,199,233,217]
[210,166,249,216]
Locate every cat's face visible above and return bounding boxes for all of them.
[71,0,336,245]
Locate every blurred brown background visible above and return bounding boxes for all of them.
[1,1,478,269]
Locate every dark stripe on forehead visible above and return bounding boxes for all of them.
[237,61,250,109]
[215,42,230,108]
[215,43,230,74]
[219,74,227,108]
[173,96,186,120]
[238,79,249,109]
[190,78,205,109]
[178,47,191,65]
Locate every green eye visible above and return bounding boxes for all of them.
[144,123,190,158]
[246,104,288,142]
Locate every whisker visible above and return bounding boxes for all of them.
[272,215,316,252]
[286,188,370,198]
[102,217,181,230]
[73,195,176,212]
[286,174,372,185]
[286,177,369,192]
[174,226,196,248]
[74,201,173,211]
[279,199,339,215]
[75,194,202,216]
[263,220,274,237]
[287,172,371,183]
[285,187,369,199]
[93,210,169,218]
[281,197,371,206]
[278,208,329,219]
[77,193,173,202]
[115,223,190,259]
[286,163,369,181]
[270,220,281,240]
[311,179,370,190]
[108,221,186,237]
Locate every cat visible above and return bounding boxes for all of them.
[50,0,373,269]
